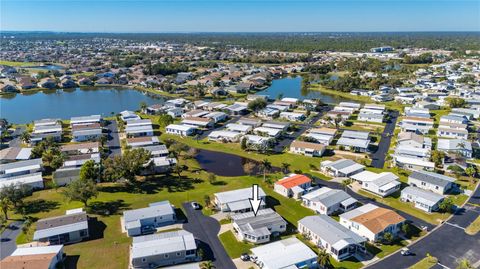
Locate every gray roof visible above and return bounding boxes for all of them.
[232,208,286,237]
[123,200,175,224]
[141,145,168,155]
[299,215,365,249]
[215,187,266,204]
[341,130,370,140]
[72,128,102,136]
[33,212,88,240]
[409,170,455,188]
[402,186,444,206]
[0,158,42,174]
[302,188,356,208]
[328,159,362,171]
[437,139,472,151]
[131,230,196,259]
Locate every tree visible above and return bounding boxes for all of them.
[139,101,147,112]
[158,114,174,129]
[243,161,256,175]
[465,166,476,178]
[200,261,216,269]
[203,195,211,208]
[445,97,466,108]
[1,184,32,208]
[316,249,333,269]
[20,131,31,144]
[62,177,98,207]
[172,165,184,178]
[431,150,445,167]
[334,114,342,128]
[401,223,411,236]
[114,148,151,184]
[0,197,12,220]
[382,232,394,245]
[207,173,217,184]
[281,163,291,174]
[247,98,267,112]
[240,137,247,150]
[80,160,99,181]
[439,197,454,213]
[341,179,352,191]
[260,159,272,181]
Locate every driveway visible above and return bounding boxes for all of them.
[370,110,399,168]
[182,203,235,269]
[0,221,23,259]
[105,120,121,157]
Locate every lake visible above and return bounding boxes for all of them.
[195,149,280,177]
[22,64,65,71]
[0,88,164,124]
[256,76,350,104]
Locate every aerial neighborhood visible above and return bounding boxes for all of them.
[0,32,479,269]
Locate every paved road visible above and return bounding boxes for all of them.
[313,177,435,231]
[182,203,235,269]
[0,221,23,259]
[105,120,121,157]
[370,110,399,168]
[367,186,480,269]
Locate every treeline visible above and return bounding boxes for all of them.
[403,53,433,64]
[7,32,480,52]
[143,63,189,76]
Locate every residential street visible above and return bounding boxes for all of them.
[182,203,236,269]
[0,221,23,259]
[367,186,480,269]
[370,110,399,168]
[105,120,121,157]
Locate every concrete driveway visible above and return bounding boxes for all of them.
[0,221,23,259]
[182,203,235,269]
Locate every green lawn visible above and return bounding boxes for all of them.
[218,230,254,258]
[465,215,480,235]
[409,256,438,269]
[0,60,41,67]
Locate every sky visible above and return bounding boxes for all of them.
[1,0,479,32]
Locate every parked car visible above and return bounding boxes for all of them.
[191,201,200,210]
[240,253,250,261]
[401,247,412,256]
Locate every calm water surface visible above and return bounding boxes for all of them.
[1,88,164,124]
[256,76,350,104]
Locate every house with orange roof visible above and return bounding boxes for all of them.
[274,174,312,199]
[339,204,406,242]
[0,245,64,269]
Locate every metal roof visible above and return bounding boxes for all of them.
[409,170,455,188]
[123,200,175,224]
[131,230,196,259]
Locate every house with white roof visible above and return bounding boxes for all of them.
[408,170,455,195]
[125,119,154,137]
[225,123,252,134]
[320,159,365,177]
[250,237,318,269]
[181,117,214,128]
[208,130,243,143]
[437,139,472,158]
[33,209,89,245]
[394,155,435,172]
[351,171,401,197]
[0,158,44,189]
[358,111,384,123]
[214,187,266,213]
[231,208,287,244]
[337,130,371,152]
[396,132,432,150]
[339,204,405,242]
[165,124,196,136]
[120,110,141,121]
[279,111,306,122]
[399,117,434,135]
[253,126,282,138]
[298,215,366,261]
[31,118,62,144]
[301,187,357,215]
[130,230,198,269]
[123,201,176,237]
[437,127,468,139]
[401,186,444,213]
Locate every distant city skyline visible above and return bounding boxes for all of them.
[1,0,479,33]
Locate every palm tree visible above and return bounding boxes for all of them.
[317,249,333,269]
[0,197,13,220]
[200,261,215,269]
[20,131,31,144]
[139,101,147,112]
[281,162,291,174]
[260,159,272,181]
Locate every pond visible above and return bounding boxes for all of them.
[256,76,350,104]
[0,87,164,124]
[195,149,280,177]
[22,64,65,71]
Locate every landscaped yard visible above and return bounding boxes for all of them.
[218,230,254,258]
[465,215,480,235]
[408,256,438,269]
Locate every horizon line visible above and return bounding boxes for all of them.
[2,30,480,34]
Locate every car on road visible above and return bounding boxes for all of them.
[401,247,412,256]
[240,253,250,261]
[191,201,201,210]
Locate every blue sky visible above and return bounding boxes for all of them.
[1,0,479,32]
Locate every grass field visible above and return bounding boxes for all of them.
[465,215,480,235]
[218,230,254,258]
[0,60,41,67]
[409,256,438,269]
